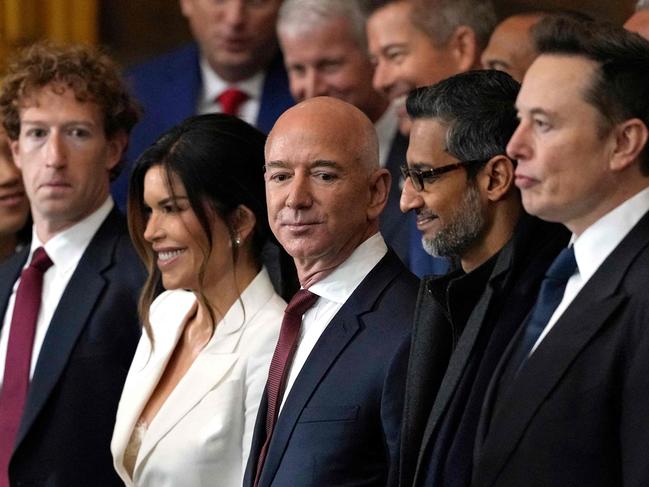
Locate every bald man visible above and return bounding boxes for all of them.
[244,97,418,487]
[481,13,543,82]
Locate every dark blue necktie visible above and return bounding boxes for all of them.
[510,246,577,373]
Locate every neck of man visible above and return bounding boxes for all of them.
[207,47,278,84]
[295,225,377,288]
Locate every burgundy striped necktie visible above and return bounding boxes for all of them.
[0,247,53,487]
[253,289,318,486]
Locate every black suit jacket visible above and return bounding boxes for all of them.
[472,209,649,487]
[0,209,145,486]
[243,249,419,487]
[399,216,570,487]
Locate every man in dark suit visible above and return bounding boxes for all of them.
[111,0,294,209]
[397,71,569,487]
[0,43,145,486]
[472,17,649,487]
[276,0,417,268]
[243,96,418,486]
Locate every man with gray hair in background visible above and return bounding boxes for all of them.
[277,0,416,268]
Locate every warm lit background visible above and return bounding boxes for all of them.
[0,0,637,70]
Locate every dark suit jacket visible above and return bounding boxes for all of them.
[472,209,649,487]
[110,43,294,209]
[0,209,145,486]
[399,216,570,487]
[243,249,418,487]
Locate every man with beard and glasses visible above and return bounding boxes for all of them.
[396,70,570,487]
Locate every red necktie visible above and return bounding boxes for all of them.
[0,247,53,487]
[254,289,318,486]
[217,88,249,116]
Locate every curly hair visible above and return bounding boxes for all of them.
[0,42,140,178]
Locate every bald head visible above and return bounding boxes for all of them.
[267,97,380,173]
[481,13,543,82]
[265,96,389,285]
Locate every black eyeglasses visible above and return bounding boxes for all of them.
[400,159,486,191]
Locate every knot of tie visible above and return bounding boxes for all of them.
[285,289,318,317]
[545,246,577,282]
[217,88,249,116]
[29,247,53,274]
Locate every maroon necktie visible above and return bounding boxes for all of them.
[217,88,249,116]
[0,247,52,487]
[254,289,318,486]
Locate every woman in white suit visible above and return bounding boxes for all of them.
[111,114,294,486]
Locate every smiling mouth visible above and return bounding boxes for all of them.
[158,249,186,262]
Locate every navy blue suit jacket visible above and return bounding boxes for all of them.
[111,43,294,209]
[244,249,418,487]
[0,209,145,486]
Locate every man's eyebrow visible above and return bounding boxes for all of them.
[265,160,342,170]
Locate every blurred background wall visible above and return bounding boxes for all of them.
[0,0,637,69]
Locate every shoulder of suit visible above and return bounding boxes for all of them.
[126,43,198,79]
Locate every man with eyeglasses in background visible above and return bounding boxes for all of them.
[396,70,569,487]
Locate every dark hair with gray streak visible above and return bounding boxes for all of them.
[406,69,520,179]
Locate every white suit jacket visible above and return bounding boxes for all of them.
[111,268,285,486]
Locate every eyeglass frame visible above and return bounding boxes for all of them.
[400,159,487,192]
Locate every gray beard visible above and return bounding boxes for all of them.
[422,182,485,258]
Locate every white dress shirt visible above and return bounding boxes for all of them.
[196,56,264,125]
[375,104,399,169]
[0,198,113,385]
[531,186,649,353]
[279,233,388,412]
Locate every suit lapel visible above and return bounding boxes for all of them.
[475,211,649,487]
[16,210,120,447]
[259,251,402,486]
[111,294,193,477]
[399,273,454,487]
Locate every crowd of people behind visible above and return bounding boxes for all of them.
[1,0,649,486]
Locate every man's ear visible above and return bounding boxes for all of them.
[609,118,649,172]
[448,25,479,72]
[10,139,22,170]
[106,130,128,172]
[479,155,516,202]
[367,168,391,220]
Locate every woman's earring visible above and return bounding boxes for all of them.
[234,236,241,247]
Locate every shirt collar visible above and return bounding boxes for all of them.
[308,233,388,305]
[30,197,114,275]
[199,56,265,105]
[572,185,649,283]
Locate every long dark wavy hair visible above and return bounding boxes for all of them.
[128,114,296,340]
